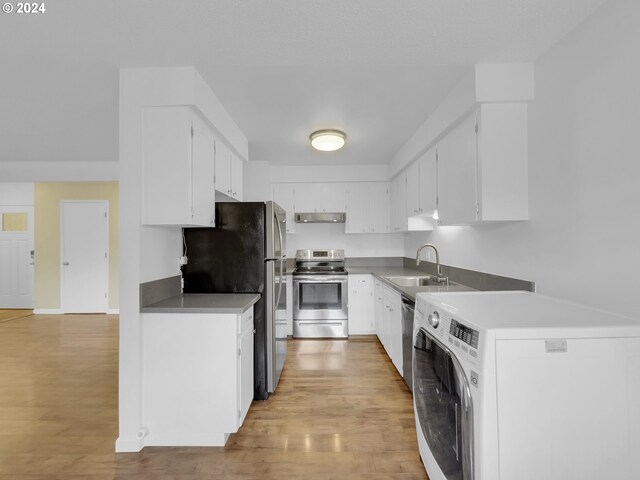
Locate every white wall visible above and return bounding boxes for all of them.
[0,183,34,205]
[406,0,640,319]
[0,162,117,181]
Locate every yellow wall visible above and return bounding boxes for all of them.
[34,182,119,310]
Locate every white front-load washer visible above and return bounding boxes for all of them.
[412,291,640,480]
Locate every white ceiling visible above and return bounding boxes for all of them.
[0,0,608,166]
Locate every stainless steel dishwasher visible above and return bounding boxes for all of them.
[400,296,415,391]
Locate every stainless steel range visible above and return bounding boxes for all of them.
[292,249,348,338]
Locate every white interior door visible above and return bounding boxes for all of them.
[61,201,109,313]
[0,206,35,308]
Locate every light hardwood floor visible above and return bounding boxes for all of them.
[0,314,427,479]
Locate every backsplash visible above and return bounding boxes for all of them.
[404,258,535,292]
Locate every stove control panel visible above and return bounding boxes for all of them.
[296,249,345,261]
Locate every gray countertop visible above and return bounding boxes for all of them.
[141,293,260,314]
[346,266,475,301]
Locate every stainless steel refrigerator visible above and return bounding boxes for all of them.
[181,201,287,400]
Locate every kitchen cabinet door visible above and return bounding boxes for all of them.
[437,103,528,225]
[384,287,403,375]
[437,111,478,225]
[418,147,437,216]
[292,183,319,212]
[476,103,528,221]
[390,173,407,232]
[406,161,421,217]
[348,275,375,335]
[345,183,369,233]
[346,183,389,234]
[214,138,232,198]
[321,183,347,212]
[238,308,254,425]
[191,115,216,227]
[141,106,215,227]
[369,183,390,233]
[285,275,293,334]
[272,184,296,233]
[295,183,347,213]
[374,279,385,344]
[230,153,243,201]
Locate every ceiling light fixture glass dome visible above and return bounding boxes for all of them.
[309,129,346,152]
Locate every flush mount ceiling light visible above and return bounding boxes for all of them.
[309,129,346,152]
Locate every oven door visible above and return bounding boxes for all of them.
[292,275,348,321]
[413,327,474,480]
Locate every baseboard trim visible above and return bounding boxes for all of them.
[106,309,120,314]
[115,436,144,452]
[33,309,63,314]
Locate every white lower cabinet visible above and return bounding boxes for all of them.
[374,278,386,348]
[141,307,254,446]
[382,285,403,375]
[285,274,293,335]
[347,275,375,334]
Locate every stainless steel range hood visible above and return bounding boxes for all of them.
[295,212,346,223]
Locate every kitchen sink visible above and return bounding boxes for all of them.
[385,276,454,287]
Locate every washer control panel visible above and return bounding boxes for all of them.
[450,319,479,349]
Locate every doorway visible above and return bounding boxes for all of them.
[0,206,35,308]
[60,201,109,313]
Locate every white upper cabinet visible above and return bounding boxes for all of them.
[295,183,347,213]
[142,106,215,227]
[418,147,438,216]
[406,161,420,217]
[191,116,217,226]
[214,138,232,198]
[346,182,389,234]
[399,151,437,232]
[437,111,479,225]
[230,153,243,201]
[390,172,408,232]
[214,140,244,201]
[437,103,528,225]
[271,183,296,234]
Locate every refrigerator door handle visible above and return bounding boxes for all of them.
[274,208,286,308]
[276,258,284,308]
[274,209,284,259]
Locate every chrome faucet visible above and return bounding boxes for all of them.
[416,243,448,283]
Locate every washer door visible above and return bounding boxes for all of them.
[413,327,474,480]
